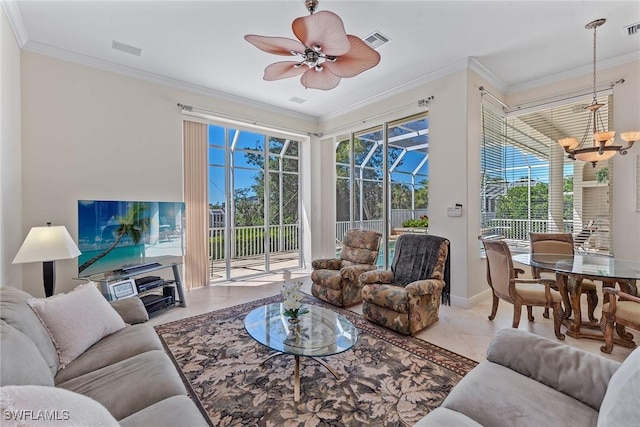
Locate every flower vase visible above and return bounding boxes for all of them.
[288,316,301,333]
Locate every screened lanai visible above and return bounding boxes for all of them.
[336,113,430,266]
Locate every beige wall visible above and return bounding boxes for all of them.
[0,7,22,288]
[12,46,640,302]
[18,51,317,297]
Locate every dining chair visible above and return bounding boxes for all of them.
[481,238,565,340]
[529,233,598,322]
[600,287,640,353]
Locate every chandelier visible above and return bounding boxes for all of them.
[244,0,380,90]
[557,19,638,167]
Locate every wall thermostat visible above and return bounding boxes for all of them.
[447,204,463,217]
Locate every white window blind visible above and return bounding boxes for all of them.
[480,95,614,254]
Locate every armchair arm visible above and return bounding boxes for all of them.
[487,329,620,410]
[340,264,376,283]
[405,279,444,296]
[602,288,640,313]
[359,269,394,285]
[311,258,342,270]
[109,298,149,324]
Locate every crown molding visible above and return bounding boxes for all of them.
[1,0,28,47]
[21,40,318,124]
[319,57,508,122]
[508,51,640,94]
[467,57,508,93]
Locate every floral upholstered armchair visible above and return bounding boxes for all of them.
[361,234,450,335]
[311,229,382,307]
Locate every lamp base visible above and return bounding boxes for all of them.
[43,261,56,297]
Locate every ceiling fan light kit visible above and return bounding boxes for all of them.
[556,18,638,167]
[244,0,380,90]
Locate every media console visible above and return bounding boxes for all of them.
[77,261,186,316]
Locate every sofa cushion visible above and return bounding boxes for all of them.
[442,361,599,427]
[598,346,640,427]
[413,407,483,427]
[54,324,164,384]
[118,395,208,427]
[0,385,119,427]
[486,328,619,410]
[27,283,126,369]
[108,297,149,324]
[0,287,59,375]
[57,350,187,420]
[0,321,53,387]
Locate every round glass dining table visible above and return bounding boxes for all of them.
[513,252,640,343]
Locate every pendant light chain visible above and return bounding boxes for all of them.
[592,23,598,105]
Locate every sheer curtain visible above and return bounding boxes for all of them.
[183,120,209,289]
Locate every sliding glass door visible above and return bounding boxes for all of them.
[208,124,302,281]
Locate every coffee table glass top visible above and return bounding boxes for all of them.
[513,253,640,280]
[244,303,358,357]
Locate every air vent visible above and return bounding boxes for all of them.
[364,31,390,49]
[112,40,143,56]
[625,22,640,36]
[289,97,306,104]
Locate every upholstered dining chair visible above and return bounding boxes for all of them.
[529,233,598,322]
[600,287,640,354]
[311,228,382,307]
[481,238,565,340]
[360,234,450,335]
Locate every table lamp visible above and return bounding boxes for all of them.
[13,222,82,297]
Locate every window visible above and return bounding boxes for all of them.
[481,95,613,254]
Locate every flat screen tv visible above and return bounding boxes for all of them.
[77,200,185,278]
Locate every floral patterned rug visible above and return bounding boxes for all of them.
[155,295,478,427]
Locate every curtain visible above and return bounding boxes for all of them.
[183,120,209,289]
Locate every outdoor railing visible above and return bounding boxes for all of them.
[335,209,428,241]
[484,219,574,241]
[209,223,299,261]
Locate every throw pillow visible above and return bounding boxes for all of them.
[27,283,126,369]
[0,385,119,427]
[597,345,640,427]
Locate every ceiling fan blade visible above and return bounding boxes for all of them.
[244,35,305,56]
[325,35,381,78]
[300,68,341,90]
[263,61,307,81]
[292,11,350,56]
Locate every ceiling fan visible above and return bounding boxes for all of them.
[244,0,381,90]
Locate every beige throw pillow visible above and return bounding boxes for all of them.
[27,283,126,369]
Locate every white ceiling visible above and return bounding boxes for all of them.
[6,1,640,120]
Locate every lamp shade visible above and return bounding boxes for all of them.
[13,225,81,264]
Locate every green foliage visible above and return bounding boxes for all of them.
[495,177,574,223]
[596,167,609,183]
[402,215,429,228]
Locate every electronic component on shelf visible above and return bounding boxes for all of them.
[140,286,176,315]
[135,276,166,292]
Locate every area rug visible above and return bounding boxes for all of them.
[155,295,478,427]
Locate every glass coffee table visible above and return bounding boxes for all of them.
[244,302,358,402]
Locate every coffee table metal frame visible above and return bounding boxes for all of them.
[244,302,358,402]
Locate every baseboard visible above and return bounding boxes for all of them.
[450,288,492,309]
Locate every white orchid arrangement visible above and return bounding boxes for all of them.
[281,282,308,319]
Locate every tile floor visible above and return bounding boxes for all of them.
[148,270,633,363]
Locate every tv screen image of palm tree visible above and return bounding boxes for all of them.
[77,200,185,277]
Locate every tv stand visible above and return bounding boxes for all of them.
[79,261,187,312]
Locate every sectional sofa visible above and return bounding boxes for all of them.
[0,285,208,426]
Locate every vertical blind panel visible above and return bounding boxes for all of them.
[480,96,613,254]
[183,120,210,288]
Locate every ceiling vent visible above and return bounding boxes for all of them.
[364,31,390,49]
[112,40,143,56]
[288,97,306,104]
[625,22,640,36]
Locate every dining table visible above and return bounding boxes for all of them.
[512,252,640,346]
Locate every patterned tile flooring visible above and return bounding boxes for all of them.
[148,270,633,363]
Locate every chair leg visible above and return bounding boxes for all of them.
[512,301,522,328]
[552,303,565,340]
[527,306,534,322]
[600,315,614,354]
[488,294,499,321]
[543,307,550,319]
[586,290,598,322]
